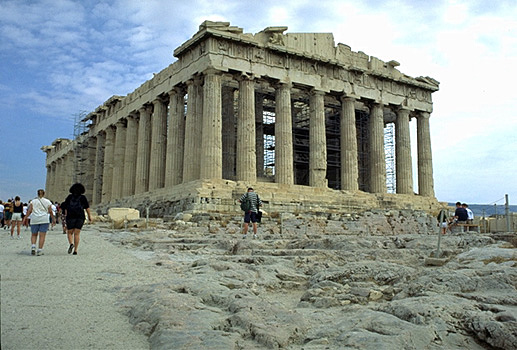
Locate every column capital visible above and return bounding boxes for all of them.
[168,86,185,97]
[417,110,431,119]
[275,81,293,90]
[236,72,255,82]
[309,88,326,96]
[340,94,359,102]
[115,119,126,127]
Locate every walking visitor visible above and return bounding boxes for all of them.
[62,183,92,255]
[239,187,262,239]
[23,189,55,256]
[10,196,23,239]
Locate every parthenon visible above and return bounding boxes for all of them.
[42,21,441,215]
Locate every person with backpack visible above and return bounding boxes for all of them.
[23,189,55,256]
[61,183,91,255]
[239,187,262,239]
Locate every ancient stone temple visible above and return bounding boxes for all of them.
[42,21,441,215]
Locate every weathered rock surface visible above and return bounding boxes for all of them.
[102,212,517,349]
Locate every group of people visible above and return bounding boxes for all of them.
[1,197,27,239]
[4,183,92,256]
[437,202,475,234]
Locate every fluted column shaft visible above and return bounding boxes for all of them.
[309,89,327,188]
[149,98,167,190]
[165,88,185,187]
[236,76,256,182]
[92,132,105,205]
[340,96,359,190]
[200,71,223,179]
[183,80,199,182]
[368,103,386,193]
[395,108,413,194]
[101,126,116,202]
[50,162,57,200]
[45,165,51,196]
[85,137,96,201]
[111,120,126,200]
[275,83,294,185]
[123,115,138,197]
[255,92,264,177]
[135,106,151,194]
[417,112,435,197]
[222,87,236,180]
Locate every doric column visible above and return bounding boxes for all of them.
[122,114,138,197]
[85,136,96,201]
[50,161,57,201]
[101,125,116,202]
[255,92,264,178]
[149,98,167,190]
[275,82,294,185]
[309,89,327,188]
[183,79,199,182]
[92,131,105,205]
[417,111,435,197]
[222,86,236,180]
[111,119,127,200]
[368,102,386,193]
[45,165,51,197]
[340,96,359,191]
[58,157,67,200]
[135,106,152,194]
[200,71,223,179]
[395,107,413,194]
[165,87,185,187]
[236,75,256,182]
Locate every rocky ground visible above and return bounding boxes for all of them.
[100,211,517,350]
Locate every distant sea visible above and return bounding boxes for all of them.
[447,203,517,217]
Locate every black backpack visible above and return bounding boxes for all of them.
[240,194,251,212]
[67,195,83,216]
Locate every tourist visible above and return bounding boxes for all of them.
[0,200,4,228]
[59,201,67,234]
[22,202,28,228]
[454,201,468,223]
[23,189,55,256]
[62,183,91,255]
[10,196,23,239]
[239,187,262,239]
[4,199,12,230]
[437,208,449,235]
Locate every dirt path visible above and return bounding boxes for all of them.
[0,224,158,350]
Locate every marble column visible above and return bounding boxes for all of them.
[85,136,96,201]
[149,98,167,190]
[275,83,294,185]
[368,103,386,193]
[340,96,359,191]
[417,111,435,197]
[135,106,152,194]
[255,92,264,178]
[111,119,127,200]
[45,165,51,197]
[101,125,115,202]
[50,161,57,201]
[236,75,256,182]
[194,77,204,178]
[309,89,327,188]
[165,87,185,187]
[92,131,105,205]
[122,114,138,197]
[200,71,223,179]
[395,108,413,194]
[222,86,236,180]
[183,79,198,182]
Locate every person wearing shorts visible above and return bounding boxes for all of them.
[239,187,262,239]
[62,183,92,255]
[23,189,55,256]
[10,196,24,239]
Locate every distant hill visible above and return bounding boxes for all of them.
[447,203,517,217]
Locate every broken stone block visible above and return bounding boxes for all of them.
[108,208,140,222]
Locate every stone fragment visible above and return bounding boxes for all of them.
[108,208,140,221]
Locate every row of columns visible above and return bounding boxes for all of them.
[46,71,435,204]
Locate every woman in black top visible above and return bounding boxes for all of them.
[62,183,92,255]
[10,196,23,239]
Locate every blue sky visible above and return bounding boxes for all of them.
[1,0,516,206]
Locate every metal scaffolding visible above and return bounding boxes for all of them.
[384,122,396,193]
